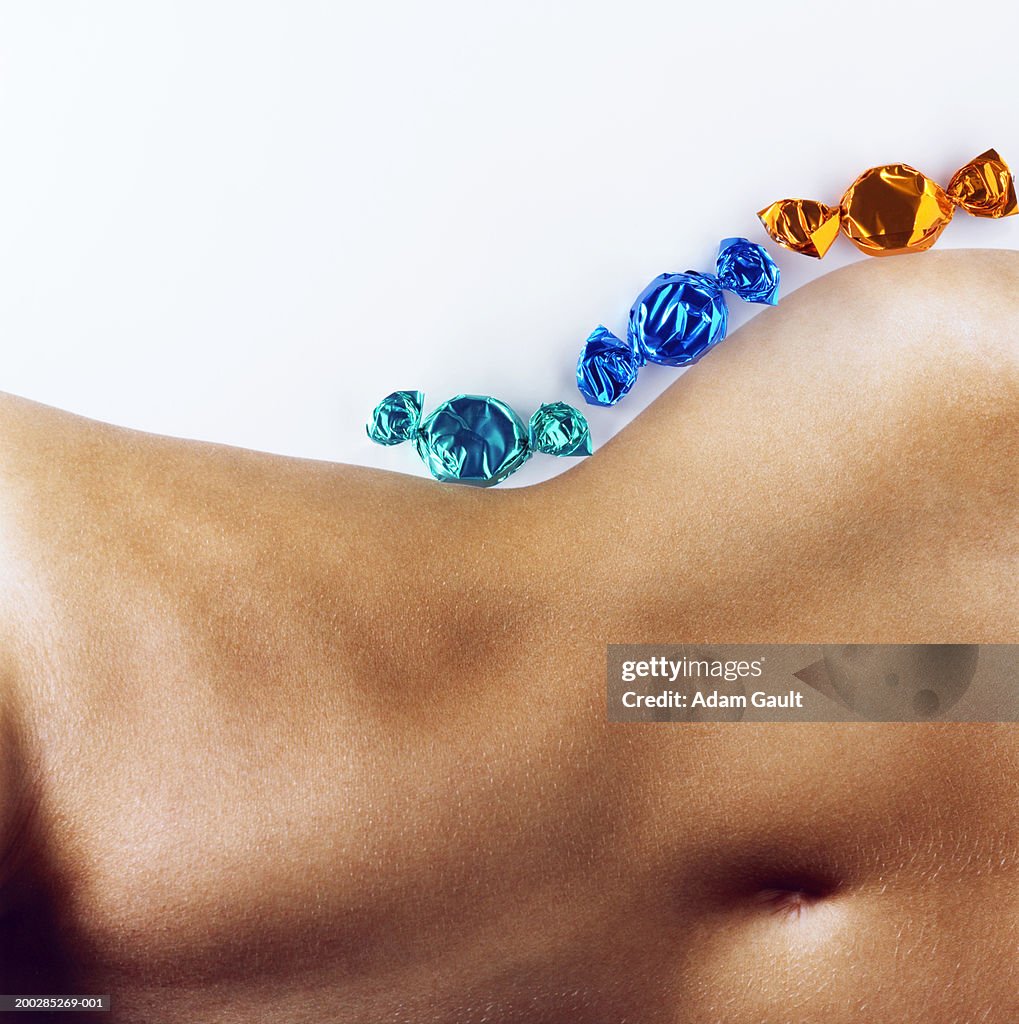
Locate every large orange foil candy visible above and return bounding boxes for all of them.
[758,149,1017,258]
[841,164,955,257]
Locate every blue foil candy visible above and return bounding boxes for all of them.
[576,238,780,407]
[576,325,642,407]
[366,392,593,487]
[629,270,728,367]
[715,236,780,305]
[366,389,424,445]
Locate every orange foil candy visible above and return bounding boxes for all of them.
[758,199,841,259]
[759,149,1017,258]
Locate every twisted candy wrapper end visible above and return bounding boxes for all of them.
[528,402,593,457]
[715,237,780,304]
[946,148,1017,219]
[757,199,841,259]
[576,325,642,408]
[367,390,424,445]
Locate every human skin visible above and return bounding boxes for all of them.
[0,250,1016,1022]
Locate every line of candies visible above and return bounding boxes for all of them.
[368,149,1015,486]
[759,148,1016,259]
[366,392,592,487]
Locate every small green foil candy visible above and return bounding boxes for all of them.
[365,392,593,487]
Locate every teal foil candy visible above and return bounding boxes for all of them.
[366,392,593,486]
[366,390,423,445]
[416,395,529,486]
[528,402,593,456]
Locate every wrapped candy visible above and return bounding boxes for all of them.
[576,237,780,407]
[367,391,592,486]
[759,148,1017,259]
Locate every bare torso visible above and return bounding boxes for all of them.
[1,250,1017,1022]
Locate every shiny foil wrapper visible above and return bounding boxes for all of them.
[366,389,423,445]
[576,325,642,407]
[715,236,780,305]
[759,148,1017,258]
[528,401,593,457]
[577,238,780,407]
[841,164,954,256]
[758,199,841,259]
[366,392,592,486]
[947,148,1018,218]
[630,270,728,367]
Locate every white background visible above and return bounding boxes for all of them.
[1,1,1017,485]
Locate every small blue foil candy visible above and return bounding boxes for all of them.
[576,238,779,407]
[715,236,780,305]
[366,392,593,486]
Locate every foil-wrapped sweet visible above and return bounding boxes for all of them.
[759,148,1017,259]
[576,237,780,407]
[366,391,592,486]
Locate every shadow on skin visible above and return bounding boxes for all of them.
[0,713,87,1022]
